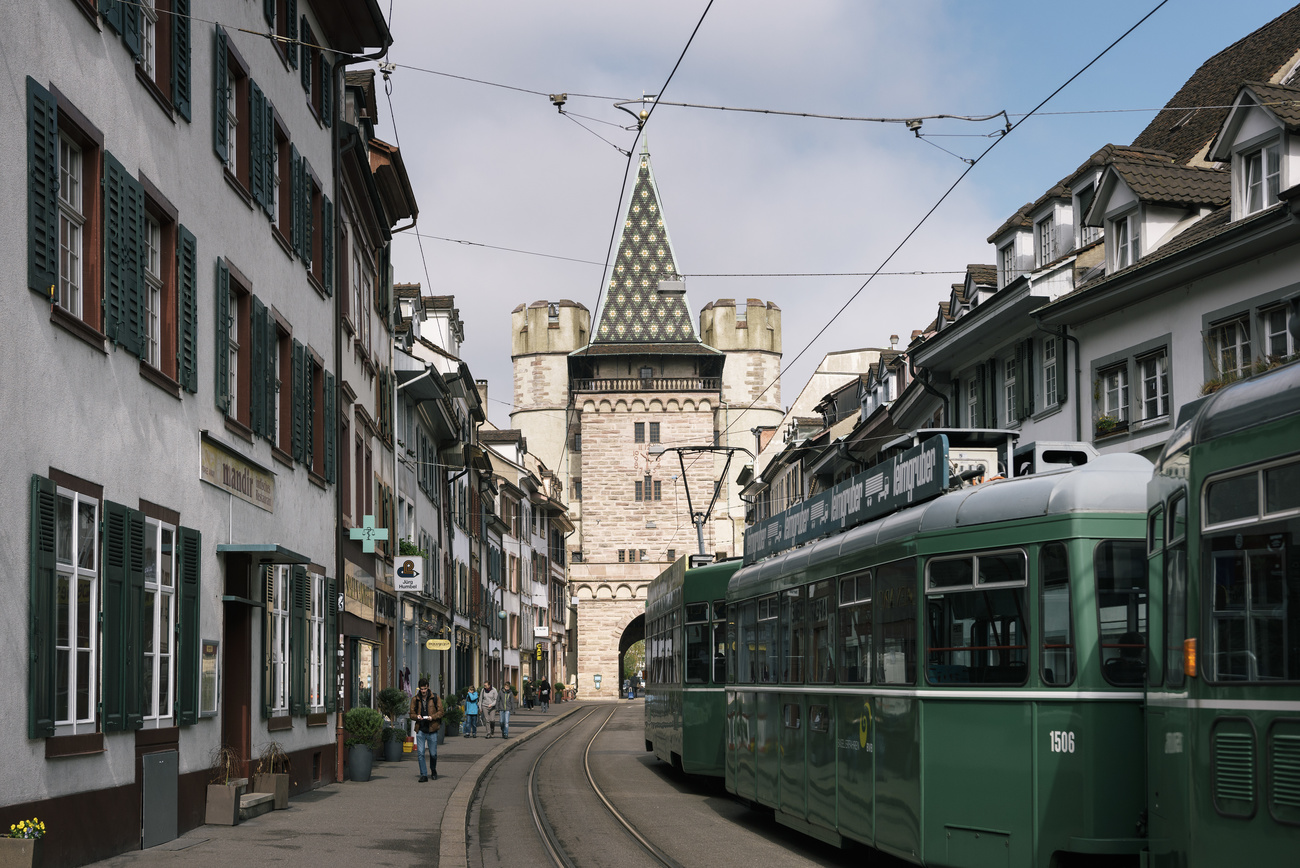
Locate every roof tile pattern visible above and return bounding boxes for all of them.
[1243,80,1300,127]
[594,153,697,344]
[1109,157,1230,206]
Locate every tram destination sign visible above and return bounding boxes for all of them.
[743,435,949,565]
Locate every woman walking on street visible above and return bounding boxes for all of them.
[539,678,551,712]
[465,686,480,737]
[481,681,499,738]
[500,684,515,738]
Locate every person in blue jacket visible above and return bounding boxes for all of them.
[464,687,480,737]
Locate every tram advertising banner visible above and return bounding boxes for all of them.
[743,435,949,565]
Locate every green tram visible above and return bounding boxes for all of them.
[725,451,1155,866]
[1144,359,1300,867]
[644,556,741,776]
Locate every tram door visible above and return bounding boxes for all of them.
[778,588,807,816]
[836,571,874,845]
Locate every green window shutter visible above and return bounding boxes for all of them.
[289,146,302,257]
[28,475,58,739]
[214,259,231,413]
[974,363,987,428]
[1013,341,1026,422]
[292,339,306,463]
[104,151,147,358]
[101,0,123,36]
[301,159,313,265]
[321,196,333,295]
[304,355,315,469]
[290,566,307,715]
[177,225,198,392]
[985,357,998,428]
[27,77,59,299]
[172,0,192,121]
[213,27,229,163]
[176,526,201,725]
[250,296,267,436]
[1021,338,1035,418]
[324,369,336,484]
[248,81,265,211]
[1057,336,1068,403]
[287,0,298,69]
[263,0,275,26]
[324,576,336,712]
[377,246,392,319]
[264,303,277,439]
[320,53,332,128]
[262,566,274,719]
[300,19,311,91]
[102,501,144,732]
[258,91,274,217]
[122,0,141,57]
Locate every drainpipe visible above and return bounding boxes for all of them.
[908,355,950,427]
[332,30,393,788]
[1034,316,1082,441]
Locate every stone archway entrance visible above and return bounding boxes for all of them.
[571,577,648,699]
[618,614,645,695]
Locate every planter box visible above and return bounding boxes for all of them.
[0,838,42,868]
[252,773,289,810]
[205,779,246,826]
[347,744,374,782]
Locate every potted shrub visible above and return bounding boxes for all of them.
[251,741,292,810]
[205,745,245,826]
[1,817,45,868]
[377,686,409,762]
[441,696,464,740]
[344,707,383,782]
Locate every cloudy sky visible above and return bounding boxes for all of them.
[373,0,1294,427]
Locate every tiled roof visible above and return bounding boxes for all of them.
[967,264,997,287]
[593,150,697,344]
[987,202,1035,243]
[1243,81,1300,127]
[1131,5,1300,165]
[1108,157,1230,207]
[569,342,721,357]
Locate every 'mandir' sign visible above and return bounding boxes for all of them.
[743,435,949,564]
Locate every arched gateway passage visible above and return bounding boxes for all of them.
[618,614,645,694]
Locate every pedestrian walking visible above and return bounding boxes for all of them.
[524,680,535,709]
[465,687,480,737]
[409,678,442,782]
[481,681,500,738]
[500,685,515,738]
[539,678,551,712]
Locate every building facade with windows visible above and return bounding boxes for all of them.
[3,0,391,863]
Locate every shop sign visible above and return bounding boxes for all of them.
[395,556,424,593]
[426,639,451,651]
[200,439,275,512]
[344,560,375,621]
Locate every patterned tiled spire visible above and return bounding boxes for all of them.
[593,150,697,343]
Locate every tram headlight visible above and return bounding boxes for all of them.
[1183,638,1197,678]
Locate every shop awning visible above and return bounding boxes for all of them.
[215,543,311,564]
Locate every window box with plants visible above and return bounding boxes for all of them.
[1094,414,1128,438]
[344,706,383,782]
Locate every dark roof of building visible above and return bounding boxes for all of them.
[479,429,525,443]
[1243,80,1300,127]
[569,342,721,357]
[1131,5,1300,164]
[1107,157,1230,207]
[591,151,698,345]
[967,264,997,286]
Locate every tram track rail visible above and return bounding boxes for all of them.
[525,704,684,868]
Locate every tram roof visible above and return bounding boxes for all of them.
[1191,359,1300,445]
[731,452,1152,592]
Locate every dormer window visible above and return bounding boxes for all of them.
[1242,142,1281,215]
[1075,181,1102,247]
[1110,210,1141,270]
[1035,214,1057,267]
[999,243,1016,288]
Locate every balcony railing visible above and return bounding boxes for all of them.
[572,377,721,393]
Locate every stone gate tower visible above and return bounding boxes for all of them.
[511,148,783,697]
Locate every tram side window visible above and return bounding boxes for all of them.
[781,587,806,683]
[757,595,780,683]
[925,550,1028,686]
[808,580,835,683]
[1097,540,1148,686]
[876,559,917,685]
[1040,543,1075,686]
[1208,522,1299,681]
[737,600,758,684]
[838,572,872,683]
[1164,495,1187,689]
[685,602,709,684]
[713,600,728,684]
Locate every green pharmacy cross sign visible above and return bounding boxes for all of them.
[349,515,389,553]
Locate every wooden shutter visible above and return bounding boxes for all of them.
[289,145,302,257]
[27,77,59,298]
[176,225,198,392]
[985,357,999,428]
[1013,341,1026,422]
[324,369,336,483]
[324,576,336,712]
[263,0,275,25]
[250,296,267,436]
[172,0,192,121]
[263,303,277,437]
[262,566,275,719]
[1020,338,1035,418]
[321,196,333,295]
[122,0,141,57]
[213,27,228,163]
[292,340,306,463]
[320,52,332,127]
[103,151,147,359]
[304,354,315,469]
[974,363,986,428]
[301,159,313,264]
[248,81,267,211]
[214,259,231,413]
[1056,336,1068,403]
[102,0,124,36]
[290,566,307,715]
[28,475,58,738]
[176,525,200,725]
[102,501,145,732]
[286,0,298,69]
[300,28,311,91]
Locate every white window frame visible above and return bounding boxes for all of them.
[145,215,162,368]
[143,517,176,727]
[1100,363,1130,423]
[1241,141,1281,216]
[1043,337,1059,407]
[999,242,1016,288]
[225,69,239,177]
[1263,303,1296,362]
[55,487,99,734]
[967,378,978,427]
[309,573,326,712]
[1208,315,1252,381]
[269,566,290,715]
[1110,210,1140,271]
[1004,358,1017,426]
[227,288,239,416]
[1036,213,1056,267]
[58,134,84,318]
[140,0,158,78]
[1137,350,1169,424]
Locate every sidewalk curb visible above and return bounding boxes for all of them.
[437,705,585,868]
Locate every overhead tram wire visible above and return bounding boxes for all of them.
[711,0,1173,448]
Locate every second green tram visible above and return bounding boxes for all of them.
[725,453,1154,867]
[645,556,741,776]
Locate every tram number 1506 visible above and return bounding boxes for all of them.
[1048,730,1076,753]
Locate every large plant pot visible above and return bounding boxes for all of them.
[0,837,42,868]
[252,773,289,810]
[205,781,243,825]
[383,739,402,762]
[347,744,374,782]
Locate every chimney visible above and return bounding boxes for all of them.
[476,379,489,407]
[890,334,899,350]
